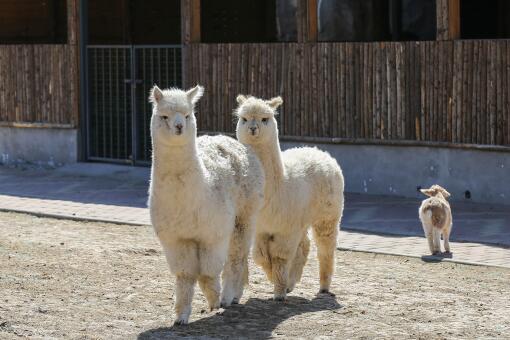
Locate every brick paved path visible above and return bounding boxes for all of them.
[0,164,508,268]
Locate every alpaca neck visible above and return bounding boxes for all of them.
[254,136,285,188]
[152,139,204,180]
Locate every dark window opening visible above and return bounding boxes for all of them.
[201,0,296,43]
[88,0,181,45]
[0,0,67,44]
[460,0,510,39]
[318,0,436,42]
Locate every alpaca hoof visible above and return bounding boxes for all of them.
[220,301,231,308]
[318,289,335,297]
[231,298,239,305]
[443,251,453,258]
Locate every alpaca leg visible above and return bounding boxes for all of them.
[221,221,253,307]
[198,275,221,311]
[253,233,273,282]
[271,257,291,301]
[163,242,199,325]
[198,241,229,310]
[287,232,310,293]
[433,228,441,254]
[174,275,197,325]
[312,219,339,295]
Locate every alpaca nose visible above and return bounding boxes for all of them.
[175,123,183,134]
[249,126,257,135]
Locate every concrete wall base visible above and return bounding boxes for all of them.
[0,127,77,167]
[281,141,509,205]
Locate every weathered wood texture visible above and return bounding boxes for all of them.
[436,0,460,40]
[0,0,80,127]
[185,41,510,146]
[0,44,79,126]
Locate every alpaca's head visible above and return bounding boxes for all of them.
[149,85,204,146]
[235,95,282,146]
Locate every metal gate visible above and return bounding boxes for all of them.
[86,45,182,164]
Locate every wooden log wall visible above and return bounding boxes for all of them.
[185,40,510,147]
[0,45,79,127]
[0,0,79,128]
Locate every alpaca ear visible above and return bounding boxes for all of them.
[266,96,283,109]
[149,85,163,104]
[187,85,204,105]
[420,189,435,197]
[237,95,247,105]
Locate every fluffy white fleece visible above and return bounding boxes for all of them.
[148,85,264,325]
[235,95,344,300]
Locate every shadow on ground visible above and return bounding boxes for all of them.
[138,295,342,340]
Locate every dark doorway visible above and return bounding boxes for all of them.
[85,0,182,164]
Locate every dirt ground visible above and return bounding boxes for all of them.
[0,211,509,339]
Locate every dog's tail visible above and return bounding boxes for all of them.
[423,200,447,228]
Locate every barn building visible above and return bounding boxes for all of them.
[0,0,508,203]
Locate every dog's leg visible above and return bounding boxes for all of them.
[432,228,441,254]
[443,226,451,253]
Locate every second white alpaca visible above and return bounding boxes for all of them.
[419,184,453,255]
[235,95,344,300]
[148,85,264,325]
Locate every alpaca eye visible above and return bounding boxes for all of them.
[261,118,268,123]
[242,117,247,123]
[185,115,190,120]
[161,116,168,120]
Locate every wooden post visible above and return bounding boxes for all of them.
[67,0,80,127]
[181,0,201,44]
[437,0,460,40]
[297,0,318,42]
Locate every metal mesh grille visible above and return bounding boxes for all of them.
[88,47,132,161]
[87,46,181,164]
[135,47,182,162]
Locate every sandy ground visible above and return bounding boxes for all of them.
[0,211,509,340]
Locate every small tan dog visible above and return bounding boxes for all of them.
[419,185,453,255]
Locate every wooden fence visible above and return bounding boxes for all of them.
[0,45,79,127]
[186,40,510,147]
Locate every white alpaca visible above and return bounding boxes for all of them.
[148,85,264,325]
[235,95,344,300]
[419,184,453,255]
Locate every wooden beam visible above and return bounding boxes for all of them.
[307,0,318,42]
[297,0,318,42]
[437,0,460,40]
[181,0,200,44]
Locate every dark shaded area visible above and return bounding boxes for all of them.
[138,296,342,340]
[201,0,295,43]
[461,0,510,39]
[88,0,181,45]
[318,0,435,42]
[0,0,67,44]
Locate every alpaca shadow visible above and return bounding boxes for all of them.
[421,252,453,263]
[138,295,342,340]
